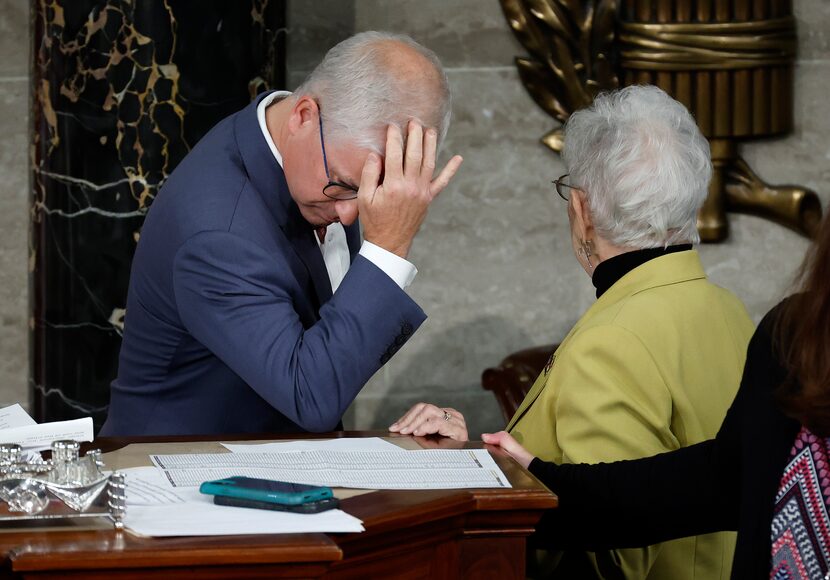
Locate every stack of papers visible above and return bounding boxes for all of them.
[122,465,364,536]
[150,449,512,490]
[221,437,402,454]
[122,438,401,537]
[121,438,512,538]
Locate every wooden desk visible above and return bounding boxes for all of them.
[0,432,557,579]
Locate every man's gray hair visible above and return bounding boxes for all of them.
[563,85,712,248]
[294,31,452,153]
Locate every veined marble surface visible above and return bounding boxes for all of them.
[28,0,286,425]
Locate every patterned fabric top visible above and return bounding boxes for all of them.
[771,426,830,579]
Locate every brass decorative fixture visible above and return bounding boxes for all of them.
[500,0,821,241]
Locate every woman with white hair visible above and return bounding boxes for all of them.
[485,208,830,579]
[392,85,754,579]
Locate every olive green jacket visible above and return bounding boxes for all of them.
[508,251,754,580]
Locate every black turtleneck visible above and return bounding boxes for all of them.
[591,245,693,298]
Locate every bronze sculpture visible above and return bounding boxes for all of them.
[500,0,821,241]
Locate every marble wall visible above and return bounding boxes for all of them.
[289,0,830,437]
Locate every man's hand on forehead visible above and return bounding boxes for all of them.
[357,121,463,259]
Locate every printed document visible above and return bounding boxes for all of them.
[122,466,364,536]
[0,403,93,452]
[150,449,511,489]
[221,437,402,454]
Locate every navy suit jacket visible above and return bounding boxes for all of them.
[100,93,426,436]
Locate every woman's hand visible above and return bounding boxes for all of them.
[481,431,535,469]
[389,403,469,441]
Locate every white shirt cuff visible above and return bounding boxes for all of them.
[359,241,417,290]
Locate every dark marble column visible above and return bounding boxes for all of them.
[31,0,286,427]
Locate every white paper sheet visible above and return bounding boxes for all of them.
[0,403,36,430]
[221,437,402,454]
[150,449,511,490]
[121,466,364,536]
[123,466,192,506]
[0,404,94,453]
[0,417,94,451]
[124,503,364,536]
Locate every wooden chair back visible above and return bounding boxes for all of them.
[481,344,558,424]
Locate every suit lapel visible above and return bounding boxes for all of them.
[344,222,361,261]
[506,362,552,432]
[301,222,360,307]
[283,204,332,308]
[296,233,333,307]
[506,321,584,431]
[233,93,336,310]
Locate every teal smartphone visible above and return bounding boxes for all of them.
[213,494,340,513]
[199,476,333,506]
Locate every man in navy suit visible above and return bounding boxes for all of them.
[100,32,463,436]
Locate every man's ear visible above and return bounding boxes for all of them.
[570,190,594,242]
[287,96,318,135]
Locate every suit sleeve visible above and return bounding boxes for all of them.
[552,325,680,578]
[172,230,426,432]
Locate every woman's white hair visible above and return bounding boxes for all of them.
[563,85,712,248]
[293,31,452,153]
